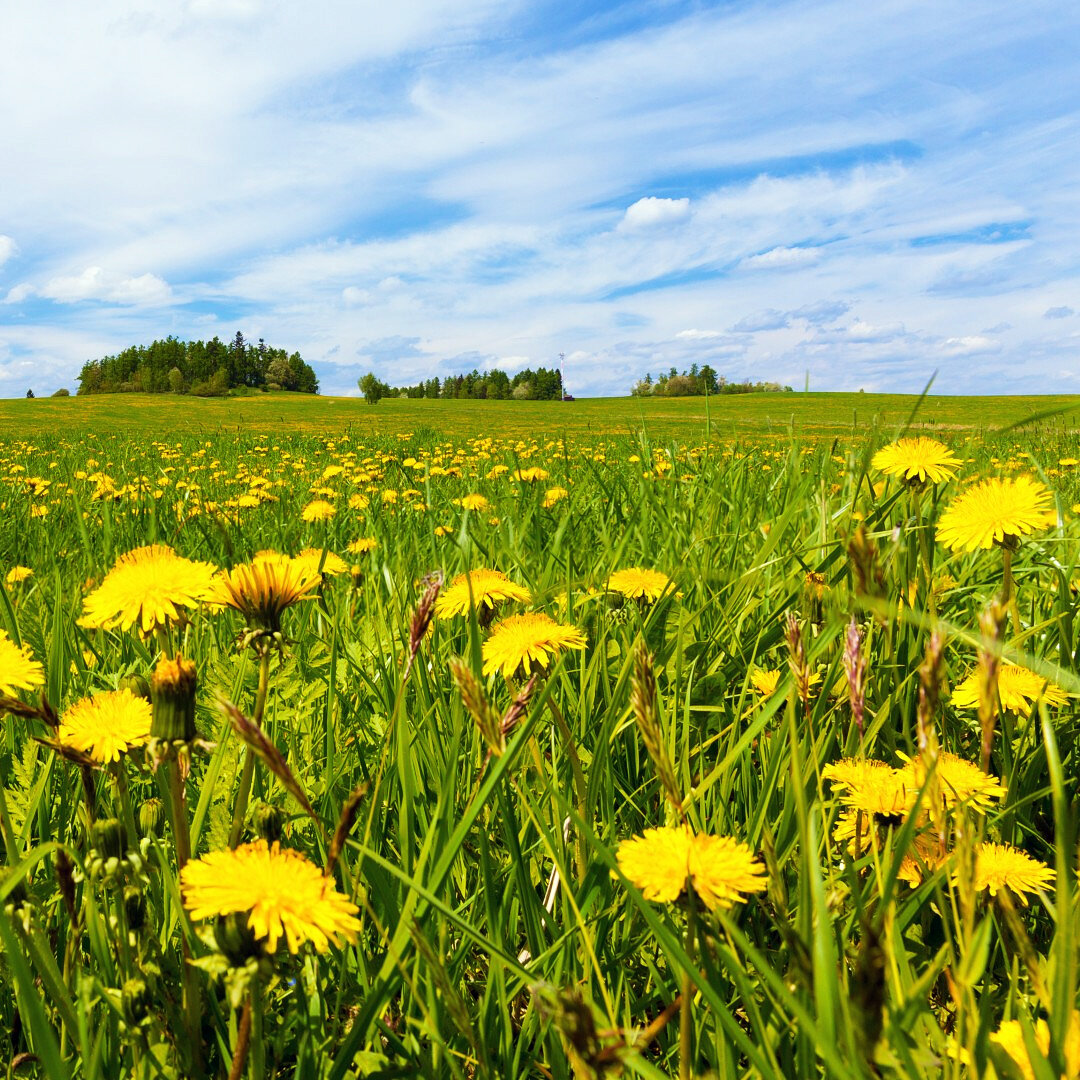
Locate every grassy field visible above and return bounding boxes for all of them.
[1,401,1079,1079]
[5,389,1080,439]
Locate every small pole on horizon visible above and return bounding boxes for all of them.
[559,352,565,401]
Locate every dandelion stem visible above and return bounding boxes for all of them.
[228,997,253,1080]
[679,898,697,1080]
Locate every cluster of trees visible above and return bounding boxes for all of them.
[358,366,564,404]
[76,333,319,396]
[631,365,793,397]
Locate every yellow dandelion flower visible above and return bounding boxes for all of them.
[951,663,1069,712]
[616,826,765,911]
[348,493,370,510]
[210,552,320,633]
[989,1012,1080,1080]
[295,548,348,576]
[616,825,693,903]
[871,437,961,485]
[688,834,769,911]
[180,840,361,954]
[80,545,219,634]
[963,842,1055,901]
[5,566,33,585]
[461,493,490,512]
[434,525,453,538]
[435,569,532,618]
[823,759,911,817]
[936,476,1057,552]
[481,612,586,678]
[347,537,378,555]
[513,466,549,483]
[301,499,336,522]
[606,567,678,602]
[897,751,1006,812]
[58,689,152,764]
[0,629,44,697]
[541,486,569,508]
[749,667,821,698]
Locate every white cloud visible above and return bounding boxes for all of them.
[0,235,17,267]
[3,283,33,304]
[40,267,172,306]
[676,329,721,340]
[741,246,820,270]
[943,334,1001,355]
[619,197,691,231]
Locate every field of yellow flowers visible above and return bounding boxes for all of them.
[2,419,1080,1079]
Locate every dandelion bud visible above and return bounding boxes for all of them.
[55,848,78,926]
[250,803,286,844]
[118,673,151,701]
[123,885,146,931]
[121,978,151,1026]
[90,817,127,861]
[138,797,167,838]
[214,911,259,966]
[150,655,197,743]
[349,564,364,589]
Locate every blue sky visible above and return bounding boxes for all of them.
[1,0,1078,398]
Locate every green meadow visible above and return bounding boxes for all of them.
[1,394,1080,1079]
[6,390,1080,439]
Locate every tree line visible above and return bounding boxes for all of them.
[631,365,793,397]
[76,332,319,396]
[358,365,564,404]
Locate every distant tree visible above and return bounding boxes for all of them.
[207,368,230,396]
[168,367,185,393]
[25,389,34,398]
[51,388,71,397]
[359,373,388,405]
[266,357,296,390]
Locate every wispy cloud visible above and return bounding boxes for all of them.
[2,0,1079,396]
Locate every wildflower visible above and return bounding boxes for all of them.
[436,568,532,618]
[897,751,1006,812]
[209,552,320,634]
[514,466,549,483]
[0,629,44,697]
[295,548,348,576]
[542,486,568,509]
[823,759,911,817]
[80,545,218,634]
[871,437,961,485]
[616,826,766,911]
[301,499,336,522]
[58,689,152,764]
[347,537,377,555]
[963,842,1055,901]
[461,493,490,512]
[989,1012,1080,1080]
[951,663,1069,712]
[936,476,1057,552]
[180,840,361,954]
[606,567,678,603]
[482,612,586,678]
[5,566,32,585]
